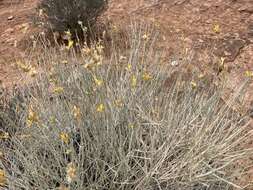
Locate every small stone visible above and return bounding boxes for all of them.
[224,51,232,56]
[7,16,14,20]
[238,5,253,14]
[171,60,179,66]
[13,40,17,47]
[5,28,14,33]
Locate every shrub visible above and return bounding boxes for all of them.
[36,0,108,37]
[1,27,253,190]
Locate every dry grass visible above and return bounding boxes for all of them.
[0,24,253,190]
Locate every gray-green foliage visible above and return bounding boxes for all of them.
[1,27,252,190]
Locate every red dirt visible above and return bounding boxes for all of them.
[0,0,37,87]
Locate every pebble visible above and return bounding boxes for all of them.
[5,28,14,33]
[7,16,14,20]
[171,60,179,66]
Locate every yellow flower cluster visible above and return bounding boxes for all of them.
[52,86,64,94]
[58,184,69,190]
[0,169,6,187]
[72,106,81,121]
[82,42,104,69]
[66,40,74,50]
[93,76,103,87]
[0,132,9,140]
[16,61,31,72]
[114,99,124,108]
[27,108,39,127]
[66,162,77,183]
[16,61,37,77]
[64,30,74,50]
[61,60,68,65]
[96,103,105,113]
[142,34,149,41]
[213,24,221,33]
[131,75,137,88]
[142,72,152,81]
[126,64,132,71]
[245,70,253,78]
[191,81,197,88]
[49,116,57,125]
[60,132,70,144]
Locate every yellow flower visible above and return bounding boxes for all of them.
[16,61,31,72]
[0,132,9,140]
[96,103,105,113]
[142,34,149,40]
[27,108,39,127]
[58,184,69,190]
[83,63,93,70]
[66,162,77,183]
[72,106,81,121]
[245,70,253,78]
[220,57,225,66]
[17,134,32,139]
[82,47,91,55]
[65,30,71,37]
[49,116,57,125]
[29,67,37,77]
[112,25,119,33]
[92,51,103,65]
[114,99,124,107]
[61,60,68,64]
[0,169,6,187]
[191,81,197,88]
[213,24,221,33]
[66,149,72,155]
[142,72,152,81]
[131,75,137,87]
[126,64,132,71]
[53,86,64,94]
[93,76,103,86]
[16,60,37,77]
[128,124,135,129]
[60,132,70,144]
[21,23,29,34]
[66,39,74,50]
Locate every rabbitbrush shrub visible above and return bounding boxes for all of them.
[36,0,108,36]
[1,25,253,190]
